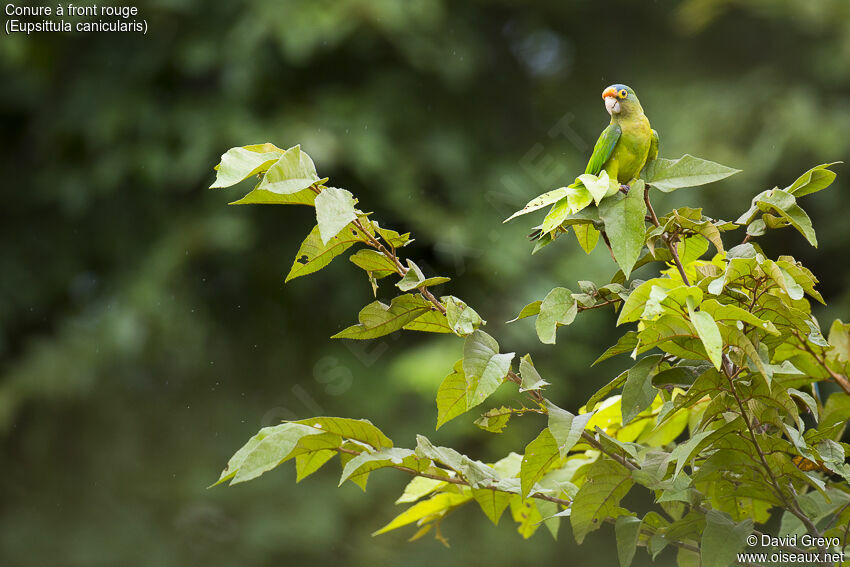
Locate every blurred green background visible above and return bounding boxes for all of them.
[2,1,849,565]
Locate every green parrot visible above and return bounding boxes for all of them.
[583,84,658,188]
[517,84,659,239]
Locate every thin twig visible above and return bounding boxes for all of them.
[644,185,661,228]
[599,229,617,261]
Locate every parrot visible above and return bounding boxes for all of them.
[518,84,659,240]
[584,84,658,190]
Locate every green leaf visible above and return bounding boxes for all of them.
[216,422,324,485]
[210,143,285,188]
[578,170,614,205]
[573,223,600,254]
[518,355,550,392]
[507,300,542,323]
[397,259,450,291]
[349,249,398,278]
[598,181,648,279]
[462,330,514,407]
[445,296,484,336]
[258,145,321,194]
[509,496,546,539]
[570,459,634,544]
[339,448,429,486]
[699,299,779,336]
[669,430,713,480]
[472,488,513,525]
[229,183,317,207]
[537,499,561,540]
[504,187,569,222]
[475,407,513,433]
[314,187,358,244]
[414,435,498,488]
[374,224,412,248]
[294,417,393,449]
[586,371,628,411]
[636,315,706,361]
[786,162,840,197]
[396,476,446,504]
[295,449,336,482]
[757,189,817,247]
[642,154,740,192]
[435,360,469,429]
[286,223,368,282]
[719,324,770,380]
[617,278,678,325]
[548,403,593,457]
[403,309,452,334]
[687,298,723,370]
[541,197,571,233]
[332,294,431,340]
[520,428,560,498]
[615,515,642,567]
[536,287,578,344]
[372,492,471,536]
[621,355,662,424]
[700,510,753,567]
[593,331,639,365]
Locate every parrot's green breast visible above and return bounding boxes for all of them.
[604,114,653,184]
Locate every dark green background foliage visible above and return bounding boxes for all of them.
[1,1,848,565]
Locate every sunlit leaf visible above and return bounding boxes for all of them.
[504,187,569,222]
[258,145,321,195]
[210,143,285,188]
[462,330,513,407]
[315,187,358,244]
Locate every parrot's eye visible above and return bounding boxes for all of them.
[618,89,628,98]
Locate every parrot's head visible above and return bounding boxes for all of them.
[602,84,643,117]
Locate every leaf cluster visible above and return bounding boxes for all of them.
[211,143,849,566]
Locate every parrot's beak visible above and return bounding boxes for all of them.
[602,88,621,114]
[603,88,621,115]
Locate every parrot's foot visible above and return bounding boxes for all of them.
[619,184,631,194]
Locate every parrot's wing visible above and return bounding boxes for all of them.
[584,123,622,176]
[648,129,660,162]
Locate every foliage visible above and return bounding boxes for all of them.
[211,141,849,565]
